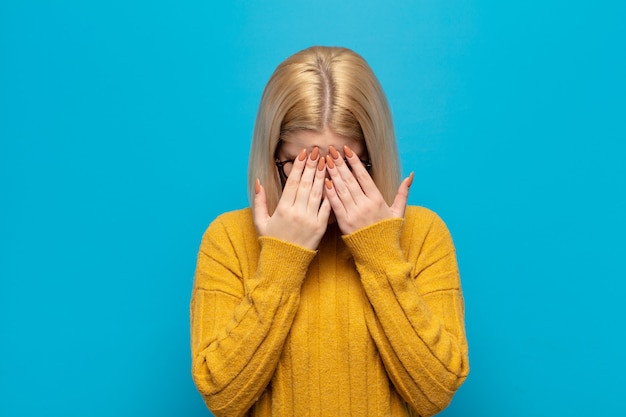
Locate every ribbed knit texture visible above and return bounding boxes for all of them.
[191,206,469,417]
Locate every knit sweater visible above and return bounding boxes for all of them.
[190,206,469,417]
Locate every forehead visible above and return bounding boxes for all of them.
[279,130,365,154]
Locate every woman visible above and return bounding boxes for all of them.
[191,46,469,417]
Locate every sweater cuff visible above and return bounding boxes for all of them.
[342,217,405,271]
[257,236,317,292]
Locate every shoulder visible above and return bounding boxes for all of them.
[201,207,256,246]
[211,207,253,228]
[404,205,447,229]
[402,205,454,245]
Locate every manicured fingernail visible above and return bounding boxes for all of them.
[325,155,335,169]
[310,146,319,161]
[329,145,339,159]
[325,178,333,189]
[407,172,414,187]
[343,145,353,158]
[298,148,307,161]
[255,178,261,194]
[317,157,325,171]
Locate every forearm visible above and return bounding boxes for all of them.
[361,281,468,414]
[191,236,316,416]
[343,217,469,415]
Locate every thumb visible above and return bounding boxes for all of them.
[390,172,414,218]
[253,179,270,234]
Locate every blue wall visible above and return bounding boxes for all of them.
[2,1,625,415]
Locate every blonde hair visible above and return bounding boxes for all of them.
[248,46,401,214]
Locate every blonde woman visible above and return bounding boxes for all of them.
[191,46,469,417]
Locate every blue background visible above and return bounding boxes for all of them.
[2,1,625,416]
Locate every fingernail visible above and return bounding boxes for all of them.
[407,172,414,187]
[325,155,335,169]
[255,178,261,194]
[343,145,353,158]
[329,145,339,159]
[317,157,325,171]
[325,178,333,189]
[310,146,319,161]
[298,148,307,161]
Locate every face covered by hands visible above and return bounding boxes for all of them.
[323,144,413,236]
[254,130,413,249]
[254,146,331,250]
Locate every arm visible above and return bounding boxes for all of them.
[190,216,316,417]
[191,149,329,416]
[324,146,468,414]
[342,210,469,417]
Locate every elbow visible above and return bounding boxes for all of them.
[438,339,470,391]
[407,355,470,417]
[448,348,470,389]
[439,348,470,397]
[191,352,215,395]
[191,355,224,414]
[439,363,471,415]
[191,355,252,417]
[406,375,468,417]
[191,368,230,417]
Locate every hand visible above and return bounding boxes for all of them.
[254,147,331,250]
[324,145,414,235]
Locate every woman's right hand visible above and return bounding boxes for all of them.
[254,147,331,250]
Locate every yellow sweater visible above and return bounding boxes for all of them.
[191,206,469,417]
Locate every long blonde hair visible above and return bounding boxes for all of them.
[248,46,401,214]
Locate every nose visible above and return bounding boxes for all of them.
[317,145,344,159]
[317,148,331,159]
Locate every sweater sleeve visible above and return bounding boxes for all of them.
[190,216,316,417]
[342,210,469,417]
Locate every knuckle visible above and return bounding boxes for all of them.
[299,177,312,189]
[286,176,298,187]
[310,189,321,200]
[355,171,368,183]
[345,175,357,187]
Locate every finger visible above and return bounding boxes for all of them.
[343,145,379,197]
[253,179,270,234]
[328,145,367,204]
[278,148,308,206]
[390,172,414,218]
[324,178,347,218]
[307,155,326,213]
[294,147,320,208]
[326,153,357,209]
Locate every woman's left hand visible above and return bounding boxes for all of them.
[324,145,414,235]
